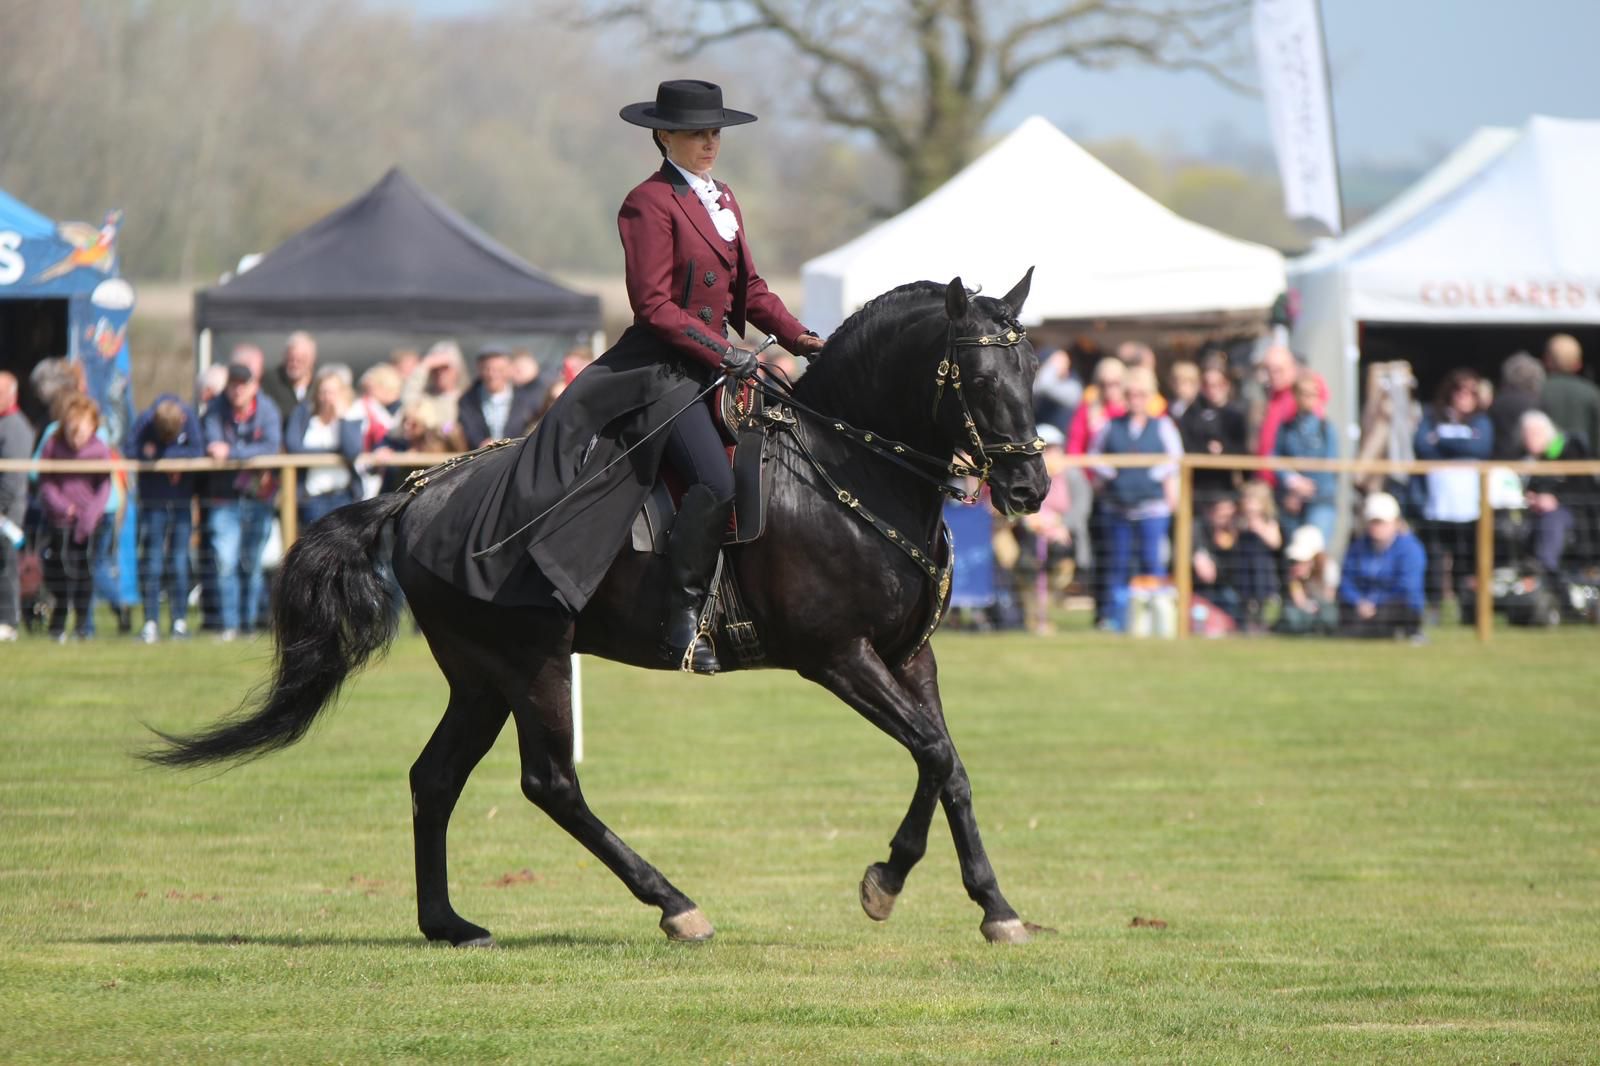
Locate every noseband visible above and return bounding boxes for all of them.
[934,323,1047,485]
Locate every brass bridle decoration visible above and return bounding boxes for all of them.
[934,323,1047,496]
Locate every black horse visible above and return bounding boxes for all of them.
[148,273,1050,946]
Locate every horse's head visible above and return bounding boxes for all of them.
[939,270,1049,515]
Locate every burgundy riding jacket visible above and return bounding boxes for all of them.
[619,161,808,366]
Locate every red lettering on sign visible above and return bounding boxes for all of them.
[1416,279,1595,312]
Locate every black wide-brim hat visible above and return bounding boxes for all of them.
[620,79,757,130]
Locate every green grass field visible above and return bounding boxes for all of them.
[2,626,1597,1063]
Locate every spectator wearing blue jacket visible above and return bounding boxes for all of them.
[1339,492,1426,640]
[1413,369,1493,624]
[203,363,283,640]
[1273,371,1339,546]
[131,394,204,642]
[285,369,365,526]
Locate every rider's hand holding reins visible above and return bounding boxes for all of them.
[721,345,761,380]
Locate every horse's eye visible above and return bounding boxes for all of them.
[971,377,996,394]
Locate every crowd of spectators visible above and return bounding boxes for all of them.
[1005,330,1600,639]
[0,332,593,643]
[0,324,1595,645]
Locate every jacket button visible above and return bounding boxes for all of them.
[704,271,716,286]
[698,307,713,323]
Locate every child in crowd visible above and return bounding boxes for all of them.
[1238,480,1284,553]
[1276,525,1340,635]
[131,394,204,642]
[37,394,112,641]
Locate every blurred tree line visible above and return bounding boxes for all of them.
[0,0,1312,284]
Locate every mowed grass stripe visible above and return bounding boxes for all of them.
[0,626,1596,1063]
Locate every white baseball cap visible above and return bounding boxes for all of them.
[1362,492,1400,523]
[1285,525,1325,562]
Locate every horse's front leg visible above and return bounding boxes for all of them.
[805,640,1028,943]
[854,645,947,921]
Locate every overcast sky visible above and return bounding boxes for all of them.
[400,0,1600,165]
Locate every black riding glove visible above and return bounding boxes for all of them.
[721,346,760,380]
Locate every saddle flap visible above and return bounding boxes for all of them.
[632,427,772,553]
[631,479,677,555]
[726,428,767,545]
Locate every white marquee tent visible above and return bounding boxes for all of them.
[801,116,1286,337]
[1290,115,1600,440]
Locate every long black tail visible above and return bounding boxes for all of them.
[143,492,412,768]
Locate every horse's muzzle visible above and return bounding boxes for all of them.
[993,463,1049,516]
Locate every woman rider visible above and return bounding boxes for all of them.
[617,80,822,671]
[414,80,821,674]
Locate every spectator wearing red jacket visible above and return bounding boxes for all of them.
[1256,345,1329,481]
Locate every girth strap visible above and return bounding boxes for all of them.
[715,561,766,668]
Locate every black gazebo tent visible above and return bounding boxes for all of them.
[195,167,599,335]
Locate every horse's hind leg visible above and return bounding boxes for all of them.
[806,641,1030,943]
[410,681,509,946]
[505,651,712,942]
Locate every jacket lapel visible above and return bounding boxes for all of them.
[659,161,735,267]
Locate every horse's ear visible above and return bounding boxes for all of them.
[945,277,969,321]
[1002,266,1035,318]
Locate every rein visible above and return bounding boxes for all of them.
[749,321,1045,585]
[752,322,1045,506]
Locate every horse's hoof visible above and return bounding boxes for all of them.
[455,934,498,949]
[859,864,899,922]
[980,917,1032,944]
[660,907,714,943]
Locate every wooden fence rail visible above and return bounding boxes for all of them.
[4,451,1597,643]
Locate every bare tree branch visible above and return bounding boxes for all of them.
[581,0,1254,207]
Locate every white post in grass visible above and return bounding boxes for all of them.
[571,654,584,764]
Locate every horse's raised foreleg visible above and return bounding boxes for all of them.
[806,640,1027,943]
[410,681,509,947]
[507,653,712,942]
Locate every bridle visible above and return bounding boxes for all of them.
[934,322,1047,489]
[754,317,1045,507]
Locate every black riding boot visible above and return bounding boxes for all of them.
[659,484,730,674]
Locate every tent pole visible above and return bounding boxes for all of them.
[198,327,213,372]
[1314,0,1347,232]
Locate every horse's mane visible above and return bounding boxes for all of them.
[795,280,1017,417]
[793,281,947,411]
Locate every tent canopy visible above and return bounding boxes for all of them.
[195,167,599,334]
[802,116,1285,337]
[1292,116,1600,326]
[0,188,55,239]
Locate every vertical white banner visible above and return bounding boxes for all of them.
[1253,0,1343,234]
